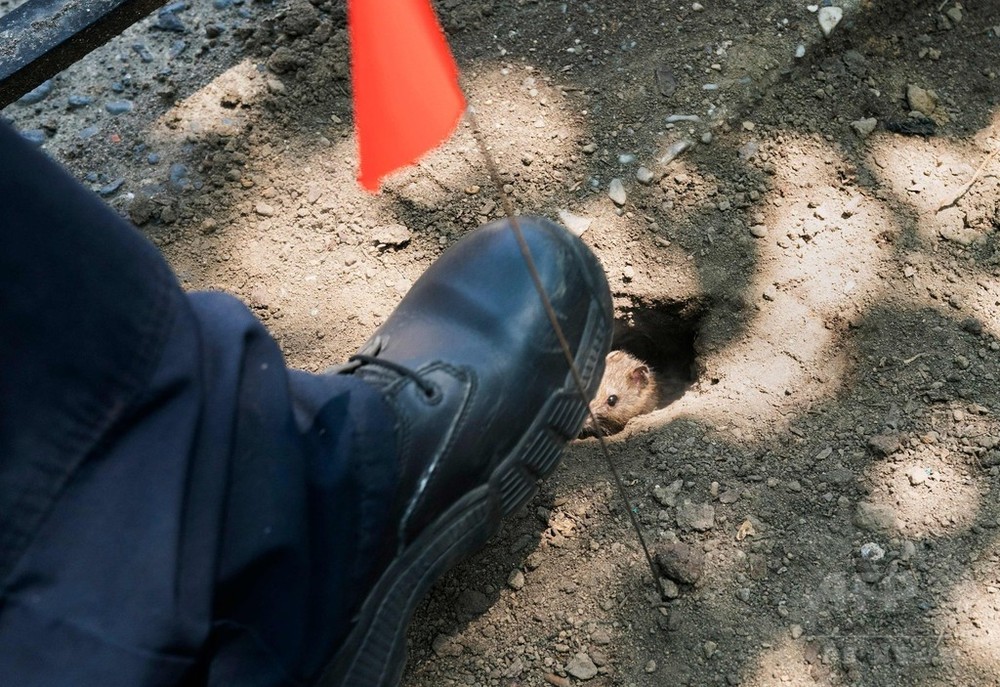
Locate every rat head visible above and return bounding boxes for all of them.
[580,350,658,437]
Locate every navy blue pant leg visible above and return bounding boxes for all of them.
[0,122,399,685]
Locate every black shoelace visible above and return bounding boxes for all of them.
[349,354,438,399]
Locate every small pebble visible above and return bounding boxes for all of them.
[506,570,525,591]
[98,178,125,196]
[660,139,691,165]
[566,652,598,680]
[20,129,46,146]
[67,94,93,109]
[255,202,276,217]
[907,467,928,486]
[645,659,658,673]
[169,40,188,59]
[791,624,804,639]
[851,118,878,138]
[691,2,704,10]
[18,80,53,105]
[581,142,598,154]
[105,100,134,115]
[618,153,636,164]
[154,9,186,32]
[750,224,768,238]
[557,209,592,237]
[636,166,655,185]
[132,43,155,63]
[818,6,843,37]
[608,178,627,206]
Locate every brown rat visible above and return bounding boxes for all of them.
[580,350,659,436]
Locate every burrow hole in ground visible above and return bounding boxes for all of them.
[611,296,706,408]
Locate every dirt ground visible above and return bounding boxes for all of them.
[5,0,1000,684]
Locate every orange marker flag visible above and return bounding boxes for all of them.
[349,0,466,192]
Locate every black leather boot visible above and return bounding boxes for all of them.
[318,216,612,686]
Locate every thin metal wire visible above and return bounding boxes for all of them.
[465,107,662,595]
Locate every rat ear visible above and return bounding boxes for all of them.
[629,365,650,388]
[607,350,625,363]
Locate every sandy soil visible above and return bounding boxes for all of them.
[4,0,1000,684]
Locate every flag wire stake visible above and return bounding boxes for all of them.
[464,107,662,597]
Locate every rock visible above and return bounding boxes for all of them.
[867,433,900,456]
[907,85,938,117]
[372,223,412,247]
[154,9,186,32]
[677,501,715,532]
[817,6,843,37]
[431,634,463,657]
[691,2,704,10]
[750,224,768,238]
[843,50,868,77]
[655,65,677,98]
[557,209,592,237]
[939,223,979,247]
[19,129,46,146]
[945,6,963,24]
[18,80,53,105]
[659,577,680,599]
[544,673,571,687]
[581,142,598,154]
[645,659,658,673]
[255,202,276,217]
[504,657,525,678]
[703,640,718,659]
[168,163,190,190]
[267,79,286,95]
[719,489,740,504]
[636,166,655,185]
[67,94,93,109]
[279,0,320,36]
[591,627,612,645]
[655,541,705,584]
[608,178,627,206]
[105,100,134,115]
[98,178,125,197]
[885,117,936,136]
[267,46,300,73]
[132,43,154,63]
[961,318,984,337]
[762,284,777,301]
[851,118,877,138]
[622,265,635,281]
[791,624,804,639]
[660,139,692,165]
[618,153,636,164]
[853,502,898,531]
[652,479,684,507]
[169,40,188,59]
[566,652,598,680]
[507,569,525,591]
[907,467,928,486]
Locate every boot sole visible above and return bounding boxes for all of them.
[316,243,611,687]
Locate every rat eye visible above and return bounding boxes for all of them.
[607,394,619,407]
